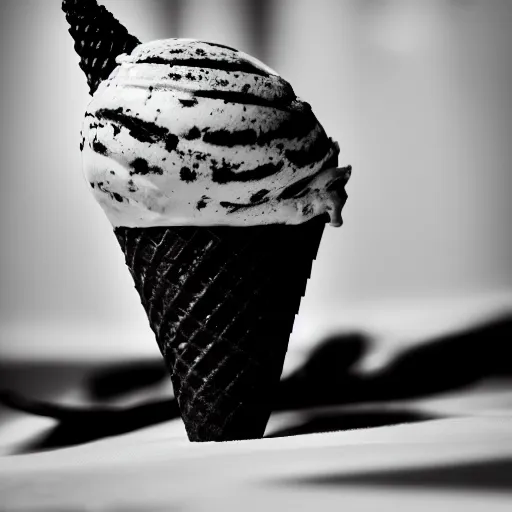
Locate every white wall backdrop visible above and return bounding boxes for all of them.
[1,0,511,361]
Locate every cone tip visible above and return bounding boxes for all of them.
[62,0,141,95]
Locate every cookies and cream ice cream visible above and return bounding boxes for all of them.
[81,38,351,228]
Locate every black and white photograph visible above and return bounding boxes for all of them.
[0,0,511,510]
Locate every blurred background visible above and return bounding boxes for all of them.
[0,0,512,450]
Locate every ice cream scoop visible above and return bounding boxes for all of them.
[82,38,351,228]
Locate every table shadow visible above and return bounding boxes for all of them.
[265,409,438,438]
[1,314,511,452]
[275,457,512,494]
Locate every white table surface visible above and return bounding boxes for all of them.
[1,294,511,511]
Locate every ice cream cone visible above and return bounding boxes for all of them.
[115,215,327,440]
[63,0,350,441]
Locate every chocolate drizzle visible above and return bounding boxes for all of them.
[220,197,269,213]
[278,170,325,200]
[201,110,318,148]
[284,133,332,168]
[203,128,258,147]
[250,189,270,203]
[95,107,179,152]
[212,160,284,183]
[136,57,270,77]
[202,41,239,52]
[194,89,294,110]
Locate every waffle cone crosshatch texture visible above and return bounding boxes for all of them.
[115,216,326,441]
[62,0,351,441]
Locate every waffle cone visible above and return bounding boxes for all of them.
[114,215,327,441]
[62,0,140,95]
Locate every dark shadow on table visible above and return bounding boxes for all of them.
[275,457,512,493]
[1,314,511,452]
[265,409,437,438]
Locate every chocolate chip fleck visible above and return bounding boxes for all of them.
[130,158,164,176]
[196,195,210,210]
[179,97,198,107]
[180,166,197,182]
[185,126,201,140]
[92,138,108,155]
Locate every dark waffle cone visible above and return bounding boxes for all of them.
[62,0,140,95]
[114,215,327,441]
